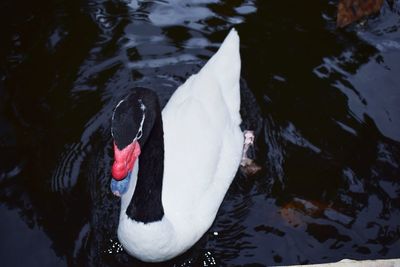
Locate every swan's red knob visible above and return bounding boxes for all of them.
[112,141,141,180]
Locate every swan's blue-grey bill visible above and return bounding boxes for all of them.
[111,173,131,197]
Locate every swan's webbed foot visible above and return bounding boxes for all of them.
[240,130,261,176]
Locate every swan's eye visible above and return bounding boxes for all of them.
[136,127,143,140]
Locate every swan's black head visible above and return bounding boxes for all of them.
[111,88,160,180]
[112,94,145,150]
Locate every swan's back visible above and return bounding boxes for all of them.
[161,29,243,236]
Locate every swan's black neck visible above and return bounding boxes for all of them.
[126,103,164,223]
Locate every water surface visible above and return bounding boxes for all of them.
[1,0,399,266]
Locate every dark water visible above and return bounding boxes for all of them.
[1,0,400,266]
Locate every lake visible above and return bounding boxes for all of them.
[0,0,399,266]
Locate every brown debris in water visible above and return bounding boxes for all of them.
[280,199,331,227]
[337,0,384,28]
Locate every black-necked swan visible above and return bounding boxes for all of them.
[110,29,245,262]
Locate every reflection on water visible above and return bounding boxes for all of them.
[0,0,399,266]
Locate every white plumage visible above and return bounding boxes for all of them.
[118,28,243,262]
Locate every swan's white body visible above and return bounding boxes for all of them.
[118,29,243,262]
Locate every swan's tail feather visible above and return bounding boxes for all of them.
[164,29,241,124]
[201,28,241,123]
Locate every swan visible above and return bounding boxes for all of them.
[110,28,244,262]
